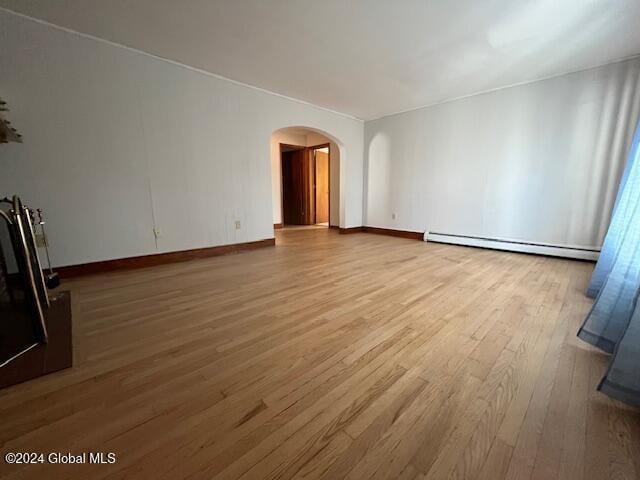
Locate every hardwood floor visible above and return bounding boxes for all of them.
[1,228,639,479]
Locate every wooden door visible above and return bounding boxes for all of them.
[282,148,314,225]
[315,151,329,224]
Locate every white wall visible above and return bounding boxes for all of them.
[270,129,340,226]
[3,8,636,267]
[364,57,640,251]
[0,10,363,267]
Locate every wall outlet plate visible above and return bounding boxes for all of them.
[235,220,241,229]
[153,228,162,238]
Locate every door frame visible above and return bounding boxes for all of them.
[308,143,330,225]
[279,143,306,226]
[279,142,331,227]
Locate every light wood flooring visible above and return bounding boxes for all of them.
[1,228,639,479]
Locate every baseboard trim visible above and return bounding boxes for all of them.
[363,226,424,240]
[338,226,423,240]
[338,226,365,234]
[55,238,276,278]
[426,232,599,261]
[273,223,283,229]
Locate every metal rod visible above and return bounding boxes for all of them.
[0,209,12,225]
[0,343,40,369]
[23,206,49,308]
[37,209,54,275]
[12,196,48,343]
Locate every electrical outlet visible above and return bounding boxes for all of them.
[235,220,241,230]
[153,228,162,238]
[391,213,397,220]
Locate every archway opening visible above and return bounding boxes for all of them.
[270,127,341,231]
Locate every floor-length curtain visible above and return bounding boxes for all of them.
[586,124,640,298]
[578,120,640,406]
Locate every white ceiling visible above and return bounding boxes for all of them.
[2,0,640,120]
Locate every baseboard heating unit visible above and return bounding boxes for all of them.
[425,232,599,261]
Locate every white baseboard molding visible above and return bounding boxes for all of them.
[425,232,599,261]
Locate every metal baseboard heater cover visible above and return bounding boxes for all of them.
[425,231,599,261]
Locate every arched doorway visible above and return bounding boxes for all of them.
[270,127,342,230]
